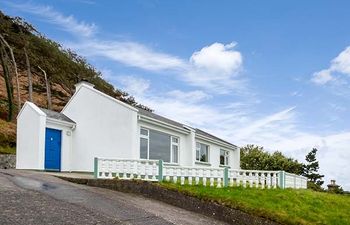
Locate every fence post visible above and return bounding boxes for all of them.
[278,171,285,189]
[94,157,98,179]
[158,159,163,182]
[223,167,229,187]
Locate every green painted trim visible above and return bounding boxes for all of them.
[223,167,229,187]
[94,157,98,179]
[158,159,163,182]
[279,171,285,189]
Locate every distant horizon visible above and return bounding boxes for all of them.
[1,0,349,190]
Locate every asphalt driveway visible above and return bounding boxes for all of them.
[0,169,229,225]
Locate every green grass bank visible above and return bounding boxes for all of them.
[160,183,350,225]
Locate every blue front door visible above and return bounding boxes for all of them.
[45,128,62,171]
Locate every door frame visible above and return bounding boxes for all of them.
[44,128,62,171]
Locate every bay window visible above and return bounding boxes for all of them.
[139,128,179,164]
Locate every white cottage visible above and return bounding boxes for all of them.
[16,81,240,172]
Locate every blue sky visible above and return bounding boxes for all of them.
[2,0,350,190]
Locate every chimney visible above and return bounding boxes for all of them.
[74,80,95,92]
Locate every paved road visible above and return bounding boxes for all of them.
[0,169,229,225]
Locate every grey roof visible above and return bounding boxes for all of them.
[40,108,76,124]
[137,108,236,147]
[195,128,237,147]
[138,108,185,128]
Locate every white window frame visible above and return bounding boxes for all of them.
[220,149,229,166]
[196,142,210,163]
[170,136,179,164]
[140,127,180,164]
[140,128,149,159]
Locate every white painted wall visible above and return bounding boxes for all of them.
[62,84,139,172]
[16,102,46,170]
[45,121,73,171]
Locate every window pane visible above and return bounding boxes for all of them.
[200,144,209,162]
[140,138,148,159]
[172,145,178,163]
[220,150,225,165]
[140,128,148,136]
[220,155,225,165]
[149,130,171,162]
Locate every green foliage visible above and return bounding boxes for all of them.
[307,181,324,192]
[0,145,16,154]
[303,148,324,189]
[240,144,304,174]
[0,119,16,147]
[161,182,350,225]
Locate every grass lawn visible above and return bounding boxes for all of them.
[160,182,350,225]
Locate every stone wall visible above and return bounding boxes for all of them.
[0,154,16,169]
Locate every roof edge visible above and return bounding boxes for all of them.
[62,83,138,113]
[17,101,46,119]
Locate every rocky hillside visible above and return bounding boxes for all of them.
[0,10,147,152]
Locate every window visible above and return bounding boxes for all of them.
[171,137,179,163]
[196,142,209,162]
[220,149,229,166]
[140,128,149,159]
[139,128,179,163]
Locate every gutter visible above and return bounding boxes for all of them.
[46,117,76,130]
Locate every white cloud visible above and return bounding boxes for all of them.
[71,41,245,93]
[117,76,150,97]
[190,42,242,75]
[330,46,350,74]
[311,69,334,85]
[184,42,244,93]
[71,40,187,71]
[312,46,350,85]
[167,90,211,103]
[6,2,97,37]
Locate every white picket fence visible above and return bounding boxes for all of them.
[284,172,308,189]
[95,158,160,181]
[163,166,225,187]
[94,157,307,189]
[229,170,279,189]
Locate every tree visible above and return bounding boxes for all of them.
[240,145,303,175]
[23,46,33,101]
[0,34,21,109]
[303,148,324,189]
[0,41,14,121]
[38,66,52,110]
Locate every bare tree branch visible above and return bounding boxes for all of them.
[38,66,52,110]
[0,33,21,109]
